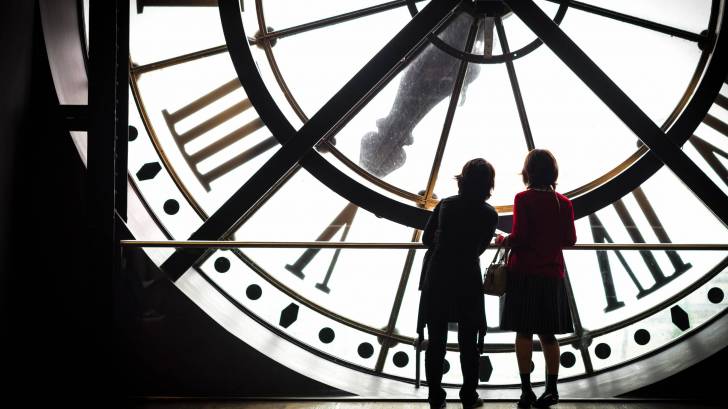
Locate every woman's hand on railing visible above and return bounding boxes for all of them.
[495,234,509,246]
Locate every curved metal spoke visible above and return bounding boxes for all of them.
[495,16,534,151]
[544,0,707,44]
[253,0,426,44]
[132,0,425,74]
[563,265,594,373]
[423,19,480,204]
[132,44,229,75]
[506,0,728,229]
[375,229,423,372]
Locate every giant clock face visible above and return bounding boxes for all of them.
[73,0,728,396]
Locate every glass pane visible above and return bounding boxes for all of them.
[684,84,728,197]
[128,88,204,240]
[588,259,728,371]
[575,0,712,33]
[431,60,530,205]
[568,167,728,331]
[515,46,638,196]
[255,6,412,117]
[503,0,561,51]
[125,0,728,392]
[239,0,710,211]
[233,169,415,329]
[129,2,225,66]
[200,250,382,370]
[253,0,403,30]
[134,53,280,215]
[558,3,704,126]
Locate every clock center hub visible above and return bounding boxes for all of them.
[470,0,511,17]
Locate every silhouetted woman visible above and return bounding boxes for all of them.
[500,149,576,408]
[420,158,498,409]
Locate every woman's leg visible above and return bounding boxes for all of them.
[515,332,536,407]
[425,319,448,408]
[515,332,533,374]
[537,333,559,379]
[457,322,480,407]
[536,333,560,406]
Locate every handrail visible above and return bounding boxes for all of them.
[124,237,728,354]
[120,240,728,250]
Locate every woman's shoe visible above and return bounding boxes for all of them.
[429,400,446,409]
[534,391,559,408]
[517,390,537,408]
[462,397,483,409]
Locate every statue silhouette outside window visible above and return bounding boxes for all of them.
[328,13,484,178]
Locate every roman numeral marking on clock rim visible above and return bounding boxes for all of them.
[162,79,276,191]
[688,92,728,188]
[285,203,359,294]
[689,133,728,188]
[590,187,692,312]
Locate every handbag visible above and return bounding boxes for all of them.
[483,243,509,296]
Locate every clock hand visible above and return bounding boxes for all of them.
[504,0,728,228]
[359,11,482,177]
[161,0,461,280]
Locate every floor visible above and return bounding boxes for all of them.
[132,400,722,409]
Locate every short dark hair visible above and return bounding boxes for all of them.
[521,149,558,189]
[455,158,495,200]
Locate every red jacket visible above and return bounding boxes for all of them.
[506,189,576,278]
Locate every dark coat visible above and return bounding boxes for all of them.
[416,195,498,350]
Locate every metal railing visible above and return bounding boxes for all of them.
[122,239,728,357]
[120,240,728,251]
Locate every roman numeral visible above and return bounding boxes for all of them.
[590,187,692,312]
[689,107,728,188]
[162,79,276,191]
[284,203,358,293]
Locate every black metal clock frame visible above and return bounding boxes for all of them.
[48,0,728,394]
[157,0,728,280]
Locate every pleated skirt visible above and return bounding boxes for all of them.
[500,271,574,334]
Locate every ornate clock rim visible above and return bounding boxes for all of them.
[178,266,728,397]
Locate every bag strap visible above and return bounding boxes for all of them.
[489,241,500,264]
[490,240,507,264]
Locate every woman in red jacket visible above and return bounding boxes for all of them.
[500,149,576,408]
